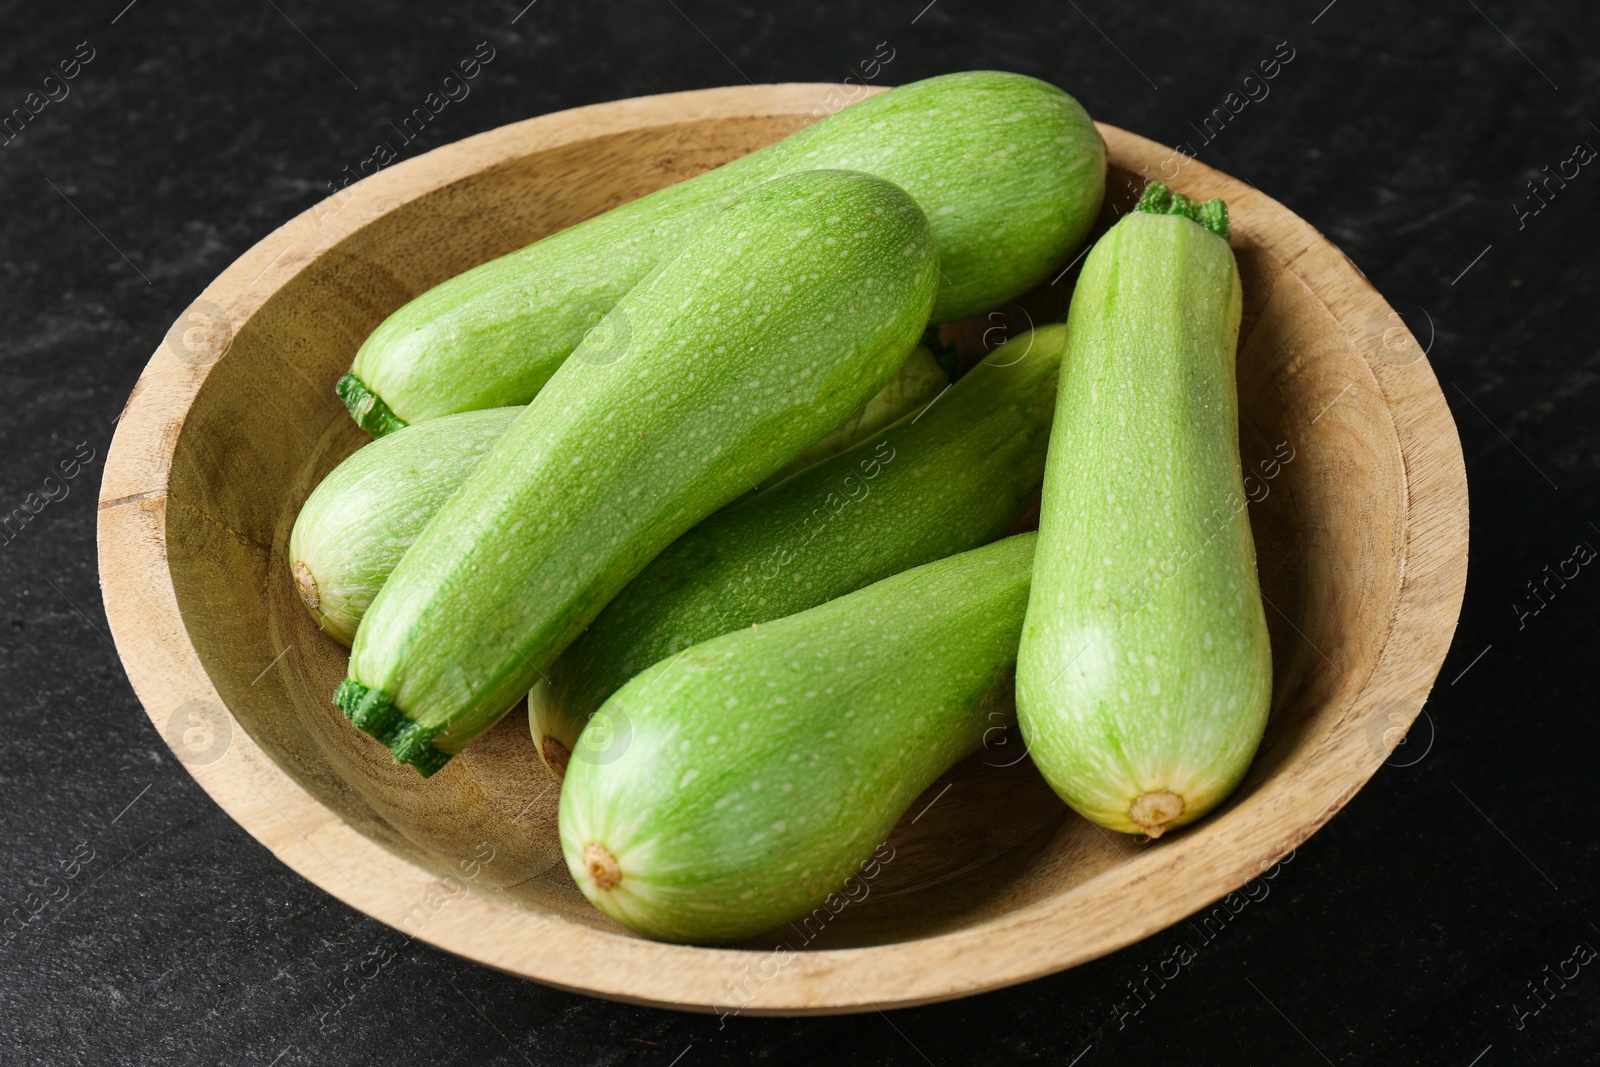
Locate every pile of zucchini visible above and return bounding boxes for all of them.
[291,71,1273,945]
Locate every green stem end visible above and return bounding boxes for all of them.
[336,373,409,439]
[333,678,451,776]
[1136,181,1229,241]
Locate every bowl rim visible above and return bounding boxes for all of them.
[97,81,1469,1015]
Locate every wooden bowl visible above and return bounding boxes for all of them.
[98,83,1468,1014]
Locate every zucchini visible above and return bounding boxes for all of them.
[758,343,945,489]
[1016,182,1271,838]
[292,353,944,647]
[289,407,521,645]
[559,532,1036,944]
[340,70,1105,435]
[533,324,1067,776]
[338,169,939,775]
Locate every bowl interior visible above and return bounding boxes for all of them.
[122,92,1459,1007]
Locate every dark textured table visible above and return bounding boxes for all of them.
[3,1,1597,1063]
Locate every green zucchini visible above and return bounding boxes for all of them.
[559,532,1036,944]
[289,407,521,645]
[533,324,1067,776]
[291,352,944,647]
[1016,182,1271,838]
[340,70,1105,435]
[758,343,945,489]
[339,169,939,775]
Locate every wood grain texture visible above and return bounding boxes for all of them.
[97,83,1469,1014]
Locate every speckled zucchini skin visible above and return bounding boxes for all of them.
[1016,188,1271,838]
[340,169,938,774]
[294,354,944,649]
[560,533,1035,944]
[343,71,1104,434]
[532,324,1067,777]
[758,344,946,489]
[289,407,521,646]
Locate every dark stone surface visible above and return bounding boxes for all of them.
[2,1,1596,1063]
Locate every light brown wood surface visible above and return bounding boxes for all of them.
[97,83,1469,1014]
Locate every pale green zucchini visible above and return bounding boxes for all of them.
[290,353,944,647]
[338,169,939,775]
[289,407,521,645]
[1015,182,1271,838]
[758,344,945,489]
[560,532,1036,944]
[340,70,1105,435]
[533,324,1067,776]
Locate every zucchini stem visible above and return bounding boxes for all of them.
[1136,181,1229,241]
[333,679,451,776]
[336,373,409,438]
